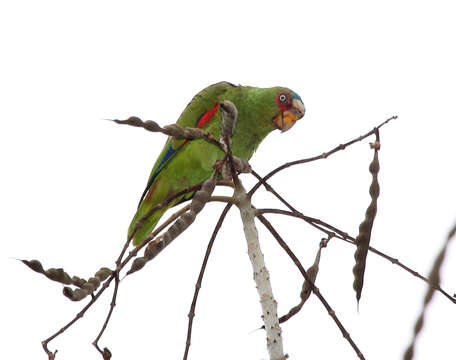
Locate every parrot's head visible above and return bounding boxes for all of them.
[271,89,305,132]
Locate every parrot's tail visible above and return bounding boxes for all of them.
[128,205,168,246]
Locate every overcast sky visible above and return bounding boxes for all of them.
[1,1,456,360]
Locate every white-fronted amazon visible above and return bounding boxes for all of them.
[129,81,305,245]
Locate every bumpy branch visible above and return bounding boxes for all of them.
[235,179,285,360]
[221,100,285,360]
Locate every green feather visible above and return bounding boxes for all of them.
[128,81,301,245]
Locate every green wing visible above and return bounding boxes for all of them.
[128,82,235,245]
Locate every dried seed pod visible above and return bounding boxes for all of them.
[127,174,217,275]
[300,248,321,302]
[22,259,72,285]
[46,268,72,284]
[62,287,87,302]
[71,276,87,288]
[22,259,44,273]
[352,144,380,303]
[220,100,238,138]
[112,116,161,132]
[62,266,113,302]
[128,257,147,275]
[95,267,112,281]
[162,124,206,139]
[112,116,218,145]
[276,248,321,325]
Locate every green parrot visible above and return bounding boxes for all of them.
[128,81,305,246]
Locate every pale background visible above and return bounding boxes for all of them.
[1,1,455,359]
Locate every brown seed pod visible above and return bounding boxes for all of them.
[95,267,112,281]
[60,266,112,301]
[127,174,217,276]
[22,259,72,285]
[352,140,380,303]
[112,116,161,132]
[111,117,219,147]
[71,276,87,288]
[220,100,238,138]
[276,248,321,326]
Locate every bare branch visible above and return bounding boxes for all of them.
[235,181,285,360]
[248,116,397,197]
[257,214,365,360]
[258,208,456,304]
[183,203,233,360]
[403,221,456,360]
[92,273,119,359]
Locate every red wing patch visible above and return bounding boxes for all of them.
[195,102,219,128]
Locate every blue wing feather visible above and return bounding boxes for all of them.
[137,103,218,207]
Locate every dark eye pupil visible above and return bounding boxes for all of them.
[279,94,287,103]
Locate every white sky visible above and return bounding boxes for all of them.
[1,1,456,360]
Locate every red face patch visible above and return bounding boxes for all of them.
[275,91,292,112]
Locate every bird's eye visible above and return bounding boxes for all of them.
[278,93,289,104]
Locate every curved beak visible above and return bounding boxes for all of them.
[273,98,305,132]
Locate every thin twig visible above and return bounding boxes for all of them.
[93,273,119,359]
[183,203,233,360]
[257,214,366,360]
[248,116,397,197]
[257,208,456,304]
[251,157,456,305]
[41,193,209,357]
[42,273,116,358]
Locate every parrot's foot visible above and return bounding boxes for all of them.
[216,156,251,180]
[232,156,251,174]
[213,159,225,171]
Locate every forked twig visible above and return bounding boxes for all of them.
[36,111,451,360]
[248,116,397,197]
[258,208,456,304]
[183,203,233,360]
[93,273,119,359]
[40,189,233,357]
[249,131,456,305]
[257,214,366,360]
